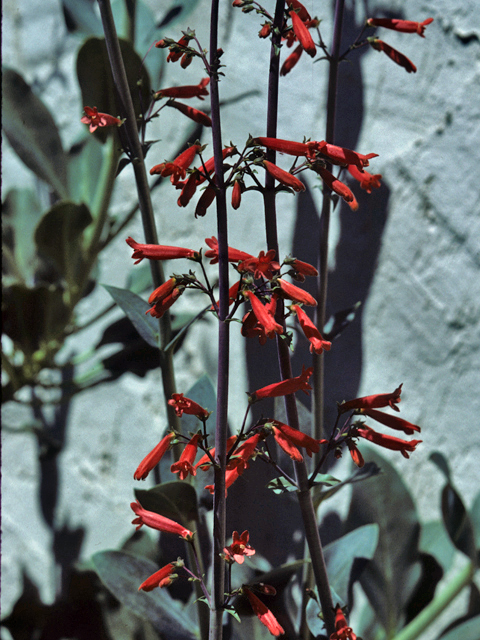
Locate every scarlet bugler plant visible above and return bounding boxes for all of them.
[92,1,442,639]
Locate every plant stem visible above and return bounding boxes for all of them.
[391,562,476,640]
[96,0,181,442]
[261,1,335,635]
[313,0,345,445]
[209,1,230,639]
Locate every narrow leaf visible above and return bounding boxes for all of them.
[103,284,159,349]
[2,68,68,197]
[441,483,477,561]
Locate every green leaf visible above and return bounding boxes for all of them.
[135,480,199,527]
[181,374,217,433]
[305,598,325,636]
[267,476,298,494]
[344,446,421,637]
[419,520,456,573]
[470,491,480,555]
[2,189,44,285]
[92,550,197,640]
[324,524,379,603]
[2,68,68,198]
[76,37,151,144]
[441,482,477,561]
[103,284,159,349]
[440,614,480,640]
[34,201,93,284]
[67,137,105,209]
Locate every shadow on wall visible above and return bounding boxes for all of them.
[234,4,390,567]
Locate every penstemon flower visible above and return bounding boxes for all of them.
[146,287,183,318]
[243,588,285,637]
[330,606,357,640]
[367,17,434,38]
[269,420,326,461]
[369,38,417,73]
[353,424,422,459]
[255,136,317,158]
[126,237,196,263]
[204,236,253,264]
[150,144,202,183]
[315,141,378,168]
[238,250,280,280]
[338,384,403,414]
[134,431,176,480]
[168,393,210,419]
[357,408,421,435]
[154,77,210,100]
[138,562,180,592]
[280,44,304,76]
[244,291,283,340]
[171,433,201,480]
[166,101,212,127]
[262,160,306,192]
[316,167,359,211]
[276,278,317,306]
[292,304,332,354]
[249,366,314,402]
[347,164,382,193]
[290,10,316,58]
[224,530,255,564]
[81,106,122,132]
[131,500,193,539]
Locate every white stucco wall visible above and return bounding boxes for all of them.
[2,0,480,637]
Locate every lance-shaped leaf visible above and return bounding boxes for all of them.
[2,68,68,198]
[92,550,197,640]
[103,284,160,349]
[430,451,477,561]
[180,374,217,433]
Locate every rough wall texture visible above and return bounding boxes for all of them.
[2,0,480,636]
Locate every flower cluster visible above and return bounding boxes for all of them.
[338,385,422,467]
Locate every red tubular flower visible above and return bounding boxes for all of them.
[241,310,269,345]
[358,408,421,435]
[171,433,201,480]
[150,144,201,183]
[239,250,280,280]
[168,393,210,419]
[180,53,193,69]
[167,101,212,127]
[177,173,200,207]
[195,186,217,218]
[211,281,242,313]
[339,384,403,414]
[271,421,325,462]
[367,17,434,37]
[262,160,306,192]
[126,237,195,263]
[224,530,255,564]
[290,10,316,57]
[280,44,304,76]
[243,588,285,637]
[148,278,178,304]
[292,304,331,354]
[330,605,357,640]
[244,291,283,341]
[154,77,210,100]
[138,562,178,592]
[347,164,382,193]
[259,22,272,38]
[232,180,242,209]
[81,106,122,133]
[370,39,417,73]
[227,433,262,471]
[131,500,193,539]
[354,425,422,459]
[250,366,314,402]
[276,278,317,306]
[134,432,176,480]
[146,287,183,318]
[348,441,365,469]
[289,259,318,277]
[255,136,315,158]
[317,167,358,210]
[287,0,311,22]
[166,35,190,62]
[315,141,378,168]
[205,236,254,264]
